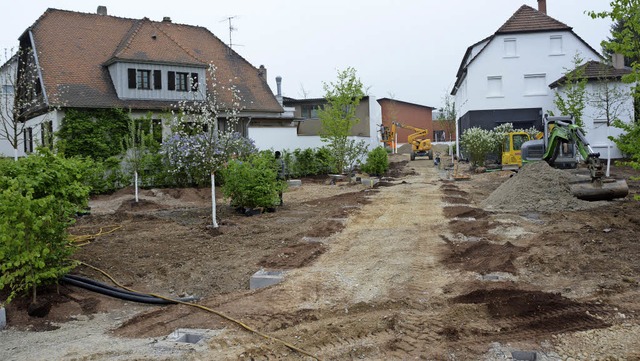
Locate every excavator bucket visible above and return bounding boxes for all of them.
[570,179,629,201]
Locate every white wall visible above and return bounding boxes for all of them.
[576,80,634,159]
[456,31,601,117]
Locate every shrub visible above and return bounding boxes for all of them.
[221,151,286,209]
[0,149,91,304]
[460,127,496,167]
[361,146,389,176]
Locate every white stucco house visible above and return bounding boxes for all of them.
[0,54,25,159]
[451,1,607,151]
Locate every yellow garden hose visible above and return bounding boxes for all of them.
[74,261,320,360]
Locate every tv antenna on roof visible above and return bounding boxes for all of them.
[220,16,242,50]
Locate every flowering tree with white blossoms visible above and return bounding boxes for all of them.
[163,64,256,228]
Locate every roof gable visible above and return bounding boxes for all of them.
[451,4,600,95]
[549,60,632,88]
[109,19,205,67]
[497,5,571,34]
[23,8,282,113]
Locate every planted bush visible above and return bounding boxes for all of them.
[361,146,389,176]
[221,151,286,209]
[0,149,91,304]
[460,127,496,167]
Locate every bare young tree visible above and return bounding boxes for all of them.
[588,66,632,177]
[436,92,457,155]
[0,48,49,160]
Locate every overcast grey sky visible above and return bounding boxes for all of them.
[0,0,613,108]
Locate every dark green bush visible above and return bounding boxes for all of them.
[221,151,286,208]
[0,149,91,304]
[361,146,389,176]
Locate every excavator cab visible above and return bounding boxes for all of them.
[501,131,530,170]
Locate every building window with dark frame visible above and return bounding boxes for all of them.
[176,72,189,91]
[433,130,446,142]
[301,105,319,119]
[137,70,151,89]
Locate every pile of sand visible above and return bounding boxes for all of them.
[480,161,605,212]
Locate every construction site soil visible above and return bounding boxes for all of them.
[2,154,640,360]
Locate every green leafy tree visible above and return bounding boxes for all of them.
[553,53,588,127]
[318,67,366,174]
[590,1,640,173]
[0,149,91,305]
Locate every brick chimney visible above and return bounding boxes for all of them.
[97,6,107,15]
[258,65,267,81]
[612,53,625,69]
[537,0,547,14]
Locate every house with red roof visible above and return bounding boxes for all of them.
[7,6,297,156]
[451,1,604,145]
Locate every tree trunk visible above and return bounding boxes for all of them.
[13,147,18,161]
[211,172,218,228]
[606,125,611,177]
[134,171,139,203]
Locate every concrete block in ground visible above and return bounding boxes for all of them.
[511,351,537,361]
[250,269,285,290]
[361,178,379,187]
[287,179,302,187]
[0,307,5,330]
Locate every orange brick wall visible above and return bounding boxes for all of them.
[377,99,433,143]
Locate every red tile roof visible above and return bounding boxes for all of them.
[24,8,282,113]
[496,5,571,34]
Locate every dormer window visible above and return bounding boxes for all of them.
[176,72,189,91]
[127,68,159,90]
[137,70,151,89]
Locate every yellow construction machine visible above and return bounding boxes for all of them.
[501,131,532,171]
[379,122,433,160]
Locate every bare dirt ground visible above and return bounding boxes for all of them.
[1,154,640,360]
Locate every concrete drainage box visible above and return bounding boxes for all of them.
[250,269,285,290]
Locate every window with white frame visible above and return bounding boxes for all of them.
[524,74,547,96]
[487,76,503,97]
[550,35,563,55]
[504,38,517,57]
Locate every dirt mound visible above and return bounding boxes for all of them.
[480,161,604,212]
[451,288,612,336]
[444,240,523,274]
[443,206,489,219]
[116,199,167,212]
